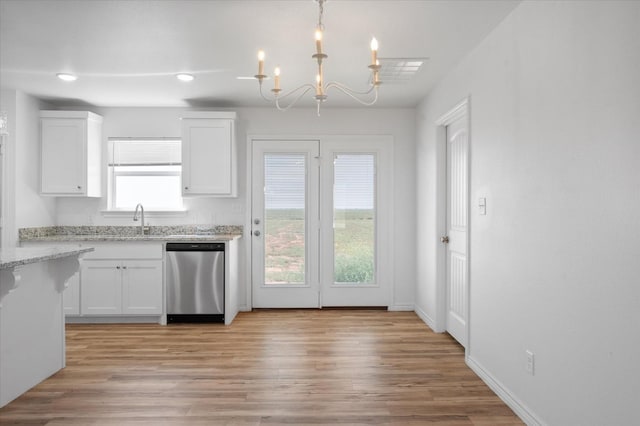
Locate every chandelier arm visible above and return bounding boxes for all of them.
[274,85,315,111]
[325,81,376,96]
[258,82,275,102]
[325,82,379,106]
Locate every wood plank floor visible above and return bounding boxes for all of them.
[0,310,523,425]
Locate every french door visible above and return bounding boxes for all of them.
[251,137,392,308]
[251,140,320,308]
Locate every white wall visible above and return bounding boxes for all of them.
[55,106,417,310]
[0,89,17,248]
[15,92,56,231]
[0,89,55,247]
[415,1,640,425]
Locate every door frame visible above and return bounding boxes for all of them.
[245,134,395,311]
[435,98,471,351]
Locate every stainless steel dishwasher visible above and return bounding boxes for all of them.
[165,242,225,323]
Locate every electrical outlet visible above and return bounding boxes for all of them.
[525,350,535,375]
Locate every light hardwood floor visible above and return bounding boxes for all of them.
[0,310,523,425]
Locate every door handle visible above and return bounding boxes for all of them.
[441,236,449,244]
[253,230,261,237]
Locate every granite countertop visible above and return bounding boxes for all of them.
[23,234,241,242]
[19,225,244,243]
[0,246,95,269]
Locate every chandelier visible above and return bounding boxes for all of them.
[254,0,381,115]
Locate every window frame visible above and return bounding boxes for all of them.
[106,137,185,212]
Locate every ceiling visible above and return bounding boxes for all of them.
[0,0,519,109]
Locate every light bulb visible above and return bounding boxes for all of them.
[370,37,378,51]
[370,37,378,66]
[274,67,281,90]
[315,29,323,55]
[257,50,265,76]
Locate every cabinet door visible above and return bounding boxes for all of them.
[62,271,80,316]
[41,118,86,195]
[182,119,234,196]
[81,260,122,315]
[122,260,163,315]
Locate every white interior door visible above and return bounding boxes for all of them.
[445,115,469,347]
[251,140,320,308]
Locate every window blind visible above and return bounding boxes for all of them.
[109,139,181,166]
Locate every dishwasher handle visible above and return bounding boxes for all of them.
[166,242,225,252]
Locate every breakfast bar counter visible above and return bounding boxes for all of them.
[0,246,93,407]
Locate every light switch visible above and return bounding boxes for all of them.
[478,197,487,215]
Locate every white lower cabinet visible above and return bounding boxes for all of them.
[77,243,164,318]
[21,241,165,320]
[121,260,163,315]
[81,259,163,316]
[81,260,124,315]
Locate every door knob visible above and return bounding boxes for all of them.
[253,230,261,237]
[441,236,449,244]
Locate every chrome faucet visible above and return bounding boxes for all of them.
[133,203,146,235]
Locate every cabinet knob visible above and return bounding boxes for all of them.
[122,266,127,269]
[77,185,82,190]
[184,186,189,190]
[116,266,121,269]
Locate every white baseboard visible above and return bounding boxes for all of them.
[414,304,438,331]
[466,355,544,426]
[388,304,414,311]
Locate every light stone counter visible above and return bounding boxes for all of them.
[19,225,243,243]
[0,246,94,269]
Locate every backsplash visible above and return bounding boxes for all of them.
[19,225,244,240]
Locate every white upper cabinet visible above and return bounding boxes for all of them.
[181,112,237,197]
[40,111,102,197]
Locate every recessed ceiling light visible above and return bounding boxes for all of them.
[56,73,78,82]
[176,73,194,82]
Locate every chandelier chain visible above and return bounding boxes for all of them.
[318,0,325,30]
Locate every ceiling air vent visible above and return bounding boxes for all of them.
[373,57,428,84]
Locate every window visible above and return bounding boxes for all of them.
[107,138,183,210]
[264,153,307,284]
[333,154,376,284]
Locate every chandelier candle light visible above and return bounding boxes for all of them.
[254,0,382,115]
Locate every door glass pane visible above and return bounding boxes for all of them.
[264,154,306,284]
[333,154,375,284]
